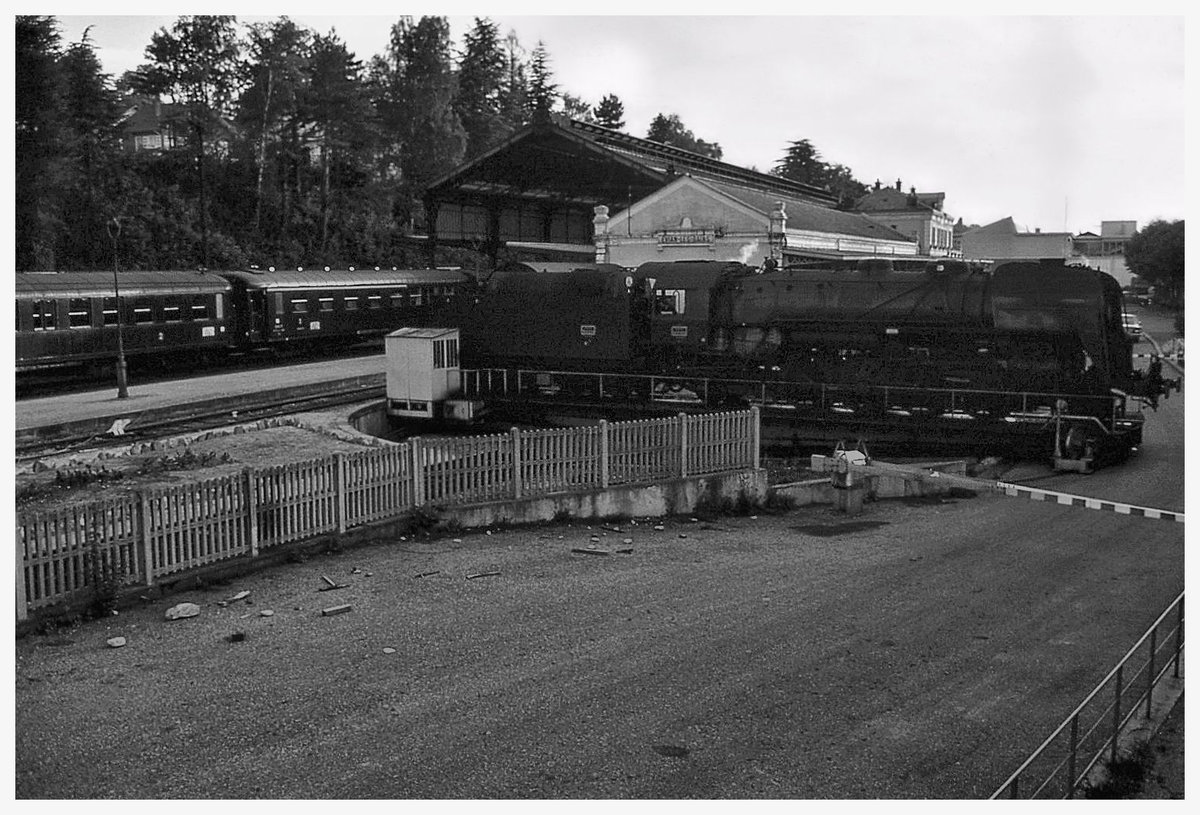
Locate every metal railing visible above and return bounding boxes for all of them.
[991,592,1184,799]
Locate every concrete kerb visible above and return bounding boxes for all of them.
[769,459,970,506]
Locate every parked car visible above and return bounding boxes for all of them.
[1122,312,1144,340]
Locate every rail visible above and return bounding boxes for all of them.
[16,409,759,622]
[990,592,1185,799]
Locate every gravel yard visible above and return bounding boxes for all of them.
[16,483,1184,799]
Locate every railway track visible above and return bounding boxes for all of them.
[15,378,385,461]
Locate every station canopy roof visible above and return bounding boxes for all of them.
[424,115,838,211]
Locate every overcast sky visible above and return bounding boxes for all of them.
[40,4,1190,236]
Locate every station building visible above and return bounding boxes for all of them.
[851,179,959,258]
[422,115,918,269]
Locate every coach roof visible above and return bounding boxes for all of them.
[15,270,231,300]
[218,268,469,290]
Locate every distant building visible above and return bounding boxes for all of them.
[118,95,238,157]
[1072,221,1137,287]
[959,217,1074,262]
[853,179,959,257]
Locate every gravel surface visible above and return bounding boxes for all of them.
[15,485,1183,799]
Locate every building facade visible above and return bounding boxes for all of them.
[852,180,958,257]
[959,217,1074,262]
[1071,221,1138,287]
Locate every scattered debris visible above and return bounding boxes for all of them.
[322,576,338,586]
[164,602,201,621]
[679,534,688,539]
[652,744,690,758]
[319,574,349,591]
[225,632,246,643]
[321,604,353,616]
[654,525,665,531]
[351,568,362,575]
[259,610,275,617]
[227,590,251,602]
[453,538,463,544]
[106,637,127,648]
[466,571,501,580]
[413,570,440,579]
[382,647,397,655]
[572,548,611,556]
[615,547,634,555]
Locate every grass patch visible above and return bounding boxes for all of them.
[1084,742,1155,799]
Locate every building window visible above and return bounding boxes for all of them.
[68,298,92,328]
[433,338,459,369]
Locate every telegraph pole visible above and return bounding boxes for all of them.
[107,218,129,399]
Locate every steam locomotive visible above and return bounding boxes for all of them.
[451,257,1144,399]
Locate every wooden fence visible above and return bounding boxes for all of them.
[16,409,759,621]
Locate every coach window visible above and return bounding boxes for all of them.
[68,298,92,328]
[390,293,406,308]
[133,299,154,324]
[655,289,685,315]
[290,297,309,314]
[32,300,57,331]
[162,301,182,322]
[367,295,383,310]
[319,297,334,312]
[190,297,209,320]
[344,296,359,311]
[102,297,119,326]
[409,289,424,307]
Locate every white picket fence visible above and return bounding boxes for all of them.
[16,409,760,621]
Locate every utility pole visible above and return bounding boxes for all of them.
[106,218,129,399]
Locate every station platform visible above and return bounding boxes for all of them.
[15,354,388,449]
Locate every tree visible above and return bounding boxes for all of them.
[560,93,594,122]
[525,41,558,120]
[454,17,508,159]
[594,93,625,130]
[16,15,67,269]
[1125,220,1185,308]
[132,15,243,267]
[301,31,378,255]
[498,29,528,130]
[239,17,312,236]
[58,30,126,267]
[772,139,826,187]
[645,113,722,160]
[370,16,466,234]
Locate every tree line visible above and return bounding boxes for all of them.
[14,14,879,273]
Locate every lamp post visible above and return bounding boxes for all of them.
[106,218,129,399]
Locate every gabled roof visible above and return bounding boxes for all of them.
[699,178,912,243]
[424,116,838,210]
[853,186,946,213]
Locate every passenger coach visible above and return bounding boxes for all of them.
[15,270,232,371]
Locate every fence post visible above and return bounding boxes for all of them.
[244,468,259,558]
[679,412,689,478]
[1146,629,1157,717]
[600,419,610,488]
[1111,665,1123,765]
[140,493,155,586]
[334,453,347,534]
[410,438,425,506]
[511,427,523,499]
[1067,715,1079,798]
[1173,600,1184,678]
[16,523,28,623]
[751,406,761,469]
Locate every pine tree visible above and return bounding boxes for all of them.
[560,93,594,122]
[594,93,625,130]
[771,139,827,187]
[454,17,508,159]
[646,112,722,159]
[16,15,68,269]
[525,41,558,121]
